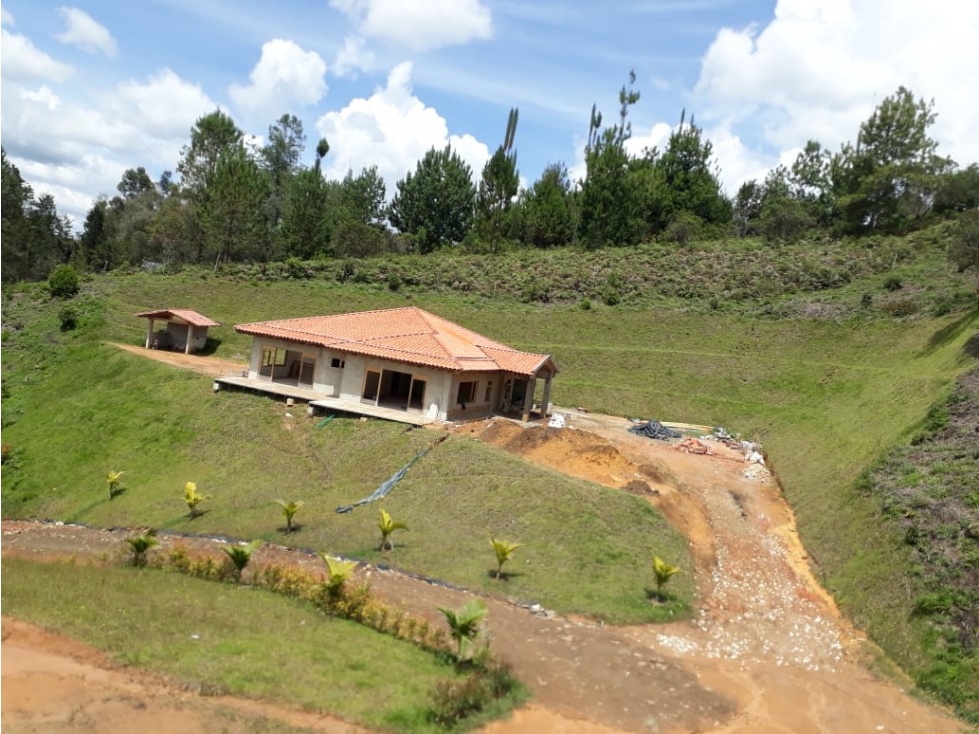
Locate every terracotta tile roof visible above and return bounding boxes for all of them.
[235,306,557,376]
[135,309,220,327]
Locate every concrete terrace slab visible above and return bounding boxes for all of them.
[214,375,437,427]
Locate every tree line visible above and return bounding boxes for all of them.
[3,78,978,283]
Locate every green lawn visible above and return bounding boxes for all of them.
[0,558,466,732]
[1,339,692,623]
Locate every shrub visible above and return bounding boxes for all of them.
[48,265,79,298]
[602,288,620,307]
[881,298,918,317]
[59,305,78,331]
[664,212,704,245]
[429,659,523,727]
[579,298,592,311]
[884,275,903,291]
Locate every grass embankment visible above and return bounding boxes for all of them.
[856,370,979,722]
[0,558,472,732]
[1,336,692,623]
[2,230,977,718]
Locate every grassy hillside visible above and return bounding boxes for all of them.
[2,229,977,717]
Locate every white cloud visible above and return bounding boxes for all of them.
[695,0,979,170]
[330,0,492,51]
[0,28,74,82]
[55,6,118,57]
[333,35,375,77]
[229,39,328,120]
[625,121,673,159]
[3,62,219,227]
[14,153,126,228]
[114,68,216,139]
[2,7,15,26]
[315,61,490,196]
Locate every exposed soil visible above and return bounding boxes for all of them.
[110,342,247,377]
[2,346,968,733]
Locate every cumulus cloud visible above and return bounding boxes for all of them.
[330,0,492,51]
[2,7,15,26]
[695,0,979,173]
[315,61,490,196]
[3,61,219,226]
[55,6,118,57]
[114,68,217,140]
[229,39,328,120]
[0,28,74,82]
[333,35,376,77]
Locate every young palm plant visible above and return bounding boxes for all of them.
[652,553,681,600]
[107,470,125,499]
[125,529,158,567]
[490,538,523,580]
[183,481,210,518]
[377,508,408,551]
[274,499,304,532]
[223,540,263,584]
[318,552,357,603]
[437,599,489,662]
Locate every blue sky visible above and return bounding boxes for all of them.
[3,0,978,230]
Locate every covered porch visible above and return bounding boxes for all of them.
[499,364,557,423]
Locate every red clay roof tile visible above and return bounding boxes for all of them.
[135,309,220,327]
[234,306,556,376]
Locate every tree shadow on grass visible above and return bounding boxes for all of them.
[196,337,223,356]
[486,569,525,582]
[919,309,979,358]
[963,329,979,361]
[277,524,303,535]
[644,587,677,604]
[109,486,127,500]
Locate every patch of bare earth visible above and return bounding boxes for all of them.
[1,616,367,734]
[2,346,968,733]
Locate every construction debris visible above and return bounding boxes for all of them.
[675,437,712,455]
[628,420,682,441]
[548,413,566,428]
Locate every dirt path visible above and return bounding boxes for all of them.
[2,346,968,733]
[110,342,247,376]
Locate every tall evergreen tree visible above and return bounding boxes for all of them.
[2,148,40,281]
[198,144,271,266]
[261,114,306,231]
[514,163,576,248]
[832,87,951,233]
[388,145,476,253]
[476,108,520,252]
[177,110,244,193]
[579,71,644,248]
[279,167,330,259]
[79,199,111,270]
[654,110,731,229]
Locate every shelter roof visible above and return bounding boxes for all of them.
[135,309,220,327]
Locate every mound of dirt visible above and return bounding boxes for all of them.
[472,419,677,492]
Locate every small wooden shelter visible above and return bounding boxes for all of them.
[136,309,219,354]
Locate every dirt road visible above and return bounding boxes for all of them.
[1,346,967,733]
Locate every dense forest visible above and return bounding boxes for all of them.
[2,81,978,284]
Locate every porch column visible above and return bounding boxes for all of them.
[539,370,553,418]
[144,318,154,348]
[185,324,193,354]
[521,377,536,422]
